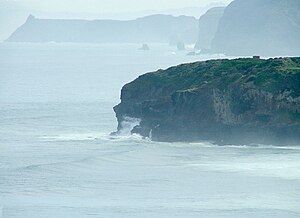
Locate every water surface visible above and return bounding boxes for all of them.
[0,43,299,217]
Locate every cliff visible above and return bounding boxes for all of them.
[194,7,225,51]
[114,57,300,145]
[6,14,198,44]
[212,0,300,56]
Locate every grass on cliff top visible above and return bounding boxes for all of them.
[134,57,300,96]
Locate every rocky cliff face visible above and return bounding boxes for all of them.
[114,57,300,145]
[212,0,300,56]
[194,7,225,51]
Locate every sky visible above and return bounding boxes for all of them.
[13,0,233,13]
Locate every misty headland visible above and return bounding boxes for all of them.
[1,0,300,217]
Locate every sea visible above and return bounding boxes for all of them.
[0,43,299,217]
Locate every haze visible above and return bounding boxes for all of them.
[12,0,232,13]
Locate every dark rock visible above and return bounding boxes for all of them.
[139,44,150,51]
[114,57,300,145]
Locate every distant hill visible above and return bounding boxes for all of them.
[212,0,300,56]
[0,0,29,41]
[0,0,227,42]
[195,7,225,51]
[6,14,198,44]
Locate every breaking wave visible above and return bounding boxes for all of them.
[39,117,143,142]
[117,116,141,136]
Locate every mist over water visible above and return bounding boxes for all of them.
[0,43,299,217]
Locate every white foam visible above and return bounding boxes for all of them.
[39,133,106,142]
[117,116,141,136]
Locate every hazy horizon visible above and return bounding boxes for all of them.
[0,0,231,41]
[8,0,232,14]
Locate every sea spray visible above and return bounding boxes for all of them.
[149,129,153,140]
[116,116,141,136]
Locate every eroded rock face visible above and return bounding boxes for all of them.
[194,7,225,51]
[114,57,300,145]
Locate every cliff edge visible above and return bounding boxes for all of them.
[114,57,300,145]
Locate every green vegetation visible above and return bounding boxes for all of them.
[132,57,300,97]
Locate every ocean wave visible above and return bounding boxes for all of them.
[39,133,104,142]
[221,143,300,150]
[39,133,300,150]
[39,132,147,143]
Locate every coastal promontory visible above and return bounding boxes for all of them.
[114,57,300,145]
